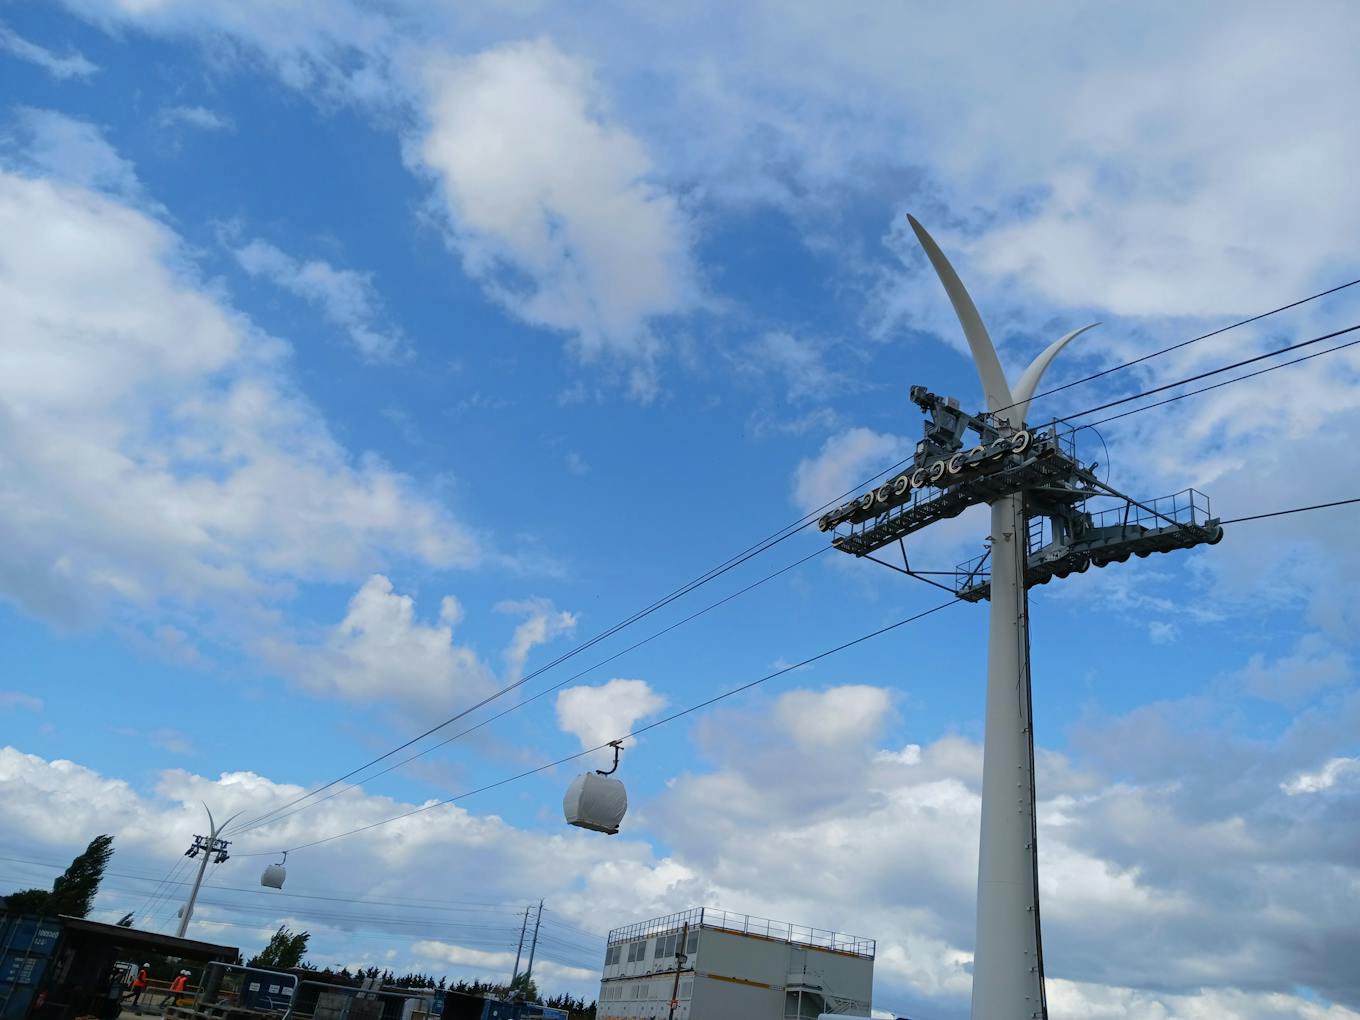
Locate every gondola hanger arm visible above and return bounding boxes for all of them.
[596,740,624,776]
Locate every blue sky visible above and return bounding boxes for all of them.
[2,3,1360,1018]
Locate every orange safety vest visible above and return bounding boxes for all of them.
[133,971,148,989]
[170,976,188,993]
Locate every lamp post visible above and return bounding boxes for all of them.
[176,804,240,939]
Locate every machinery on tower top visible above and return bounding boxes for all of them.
[818,385,1224,600]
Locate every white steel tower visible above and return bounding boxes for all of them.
[817,216,1223,1020]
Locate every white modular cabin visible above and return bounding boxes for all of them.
[597,907,874,1020]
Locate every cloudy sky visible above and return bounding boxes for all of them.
[2,3,1359,1018]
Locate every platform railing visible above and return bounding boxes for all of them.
[606,907,875,958]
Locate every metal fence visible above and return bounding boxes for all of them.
[607,908,874,959]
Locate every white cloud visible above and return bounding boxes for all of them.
[414,39,698,398]
[159,105,232,132]
[1282,757,1360,796]
[952,9,1360,321]
[5,665,1360,1016]
[260,579,577,714]
[555,678,667,762]
[1046,979,1360,1020]
[1228,639,1350,707]
[150,728,194,755]
[7,107,141,200]
[775,685,892,750]
[55,0,395,98]
[658,683,1360,1016]
[0,22,97,79]
[231,236,406,362]
[0,745,654,991]
[413,940,596,986]
[0,691,43,712]
[260,574,494,712]
[497,597,577,681]
[1146,620,1178,645]
[744,330,851,402]
[0,164,475,625]
[791,427,912,516]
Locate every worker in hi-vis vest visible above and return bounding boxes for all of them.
[159,971,189,1009]
[125,964,150,1010]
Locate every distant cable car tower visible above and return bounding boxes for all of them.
[818,217,1223,1020]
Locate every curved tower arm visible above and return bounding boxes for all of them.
[907,215,1012,414]
[1010,323,1100,425]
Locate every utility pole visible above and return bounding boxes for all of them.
[511,906,530,984]
[176,804,240,939]
[818,216,1223,1020]
[667,922,689,1020]
[523,900,544,987]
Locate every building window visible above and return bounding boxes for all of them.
[685,930,699,955]
[679,980,693,1000]
[605,945,621,966]
[654,934,677,959]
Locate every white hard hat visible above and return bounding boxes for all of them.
[143,964,150,969]
[181,970,190,976]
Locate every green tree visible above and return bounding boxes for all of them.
[2,889,52,914]
[247,926,310,970]
[47,835,114,918]
[2,835,114,918]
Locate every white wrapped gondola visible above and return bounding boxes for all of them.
[563,772,627,835]
[260,855,287,889]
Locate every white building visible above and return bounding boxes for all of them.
[597,907,874,1020]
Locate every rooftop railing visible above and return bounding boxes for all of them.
[606,907,875,959]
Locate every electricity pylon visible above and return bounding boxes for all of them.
[818,216,1222,1019]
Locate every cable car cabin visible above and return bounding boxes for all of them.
[260,863,286,889]
[563,772,627,834]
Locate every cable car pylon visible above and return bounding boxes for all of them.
[818,216,1223,1020]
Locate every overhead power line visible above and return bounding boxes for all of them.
[848,317,1360,517]
[234,597,962,858]
[999,274,1360,420]
[232,491,1360,860]
[1219,497,1360,525]
[226,278,1360,841]
[0,853,530,915]
[226,467,911,838]
[229,545,832,838]
[1082,331,1360,429]
[1059,323,1360,423]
